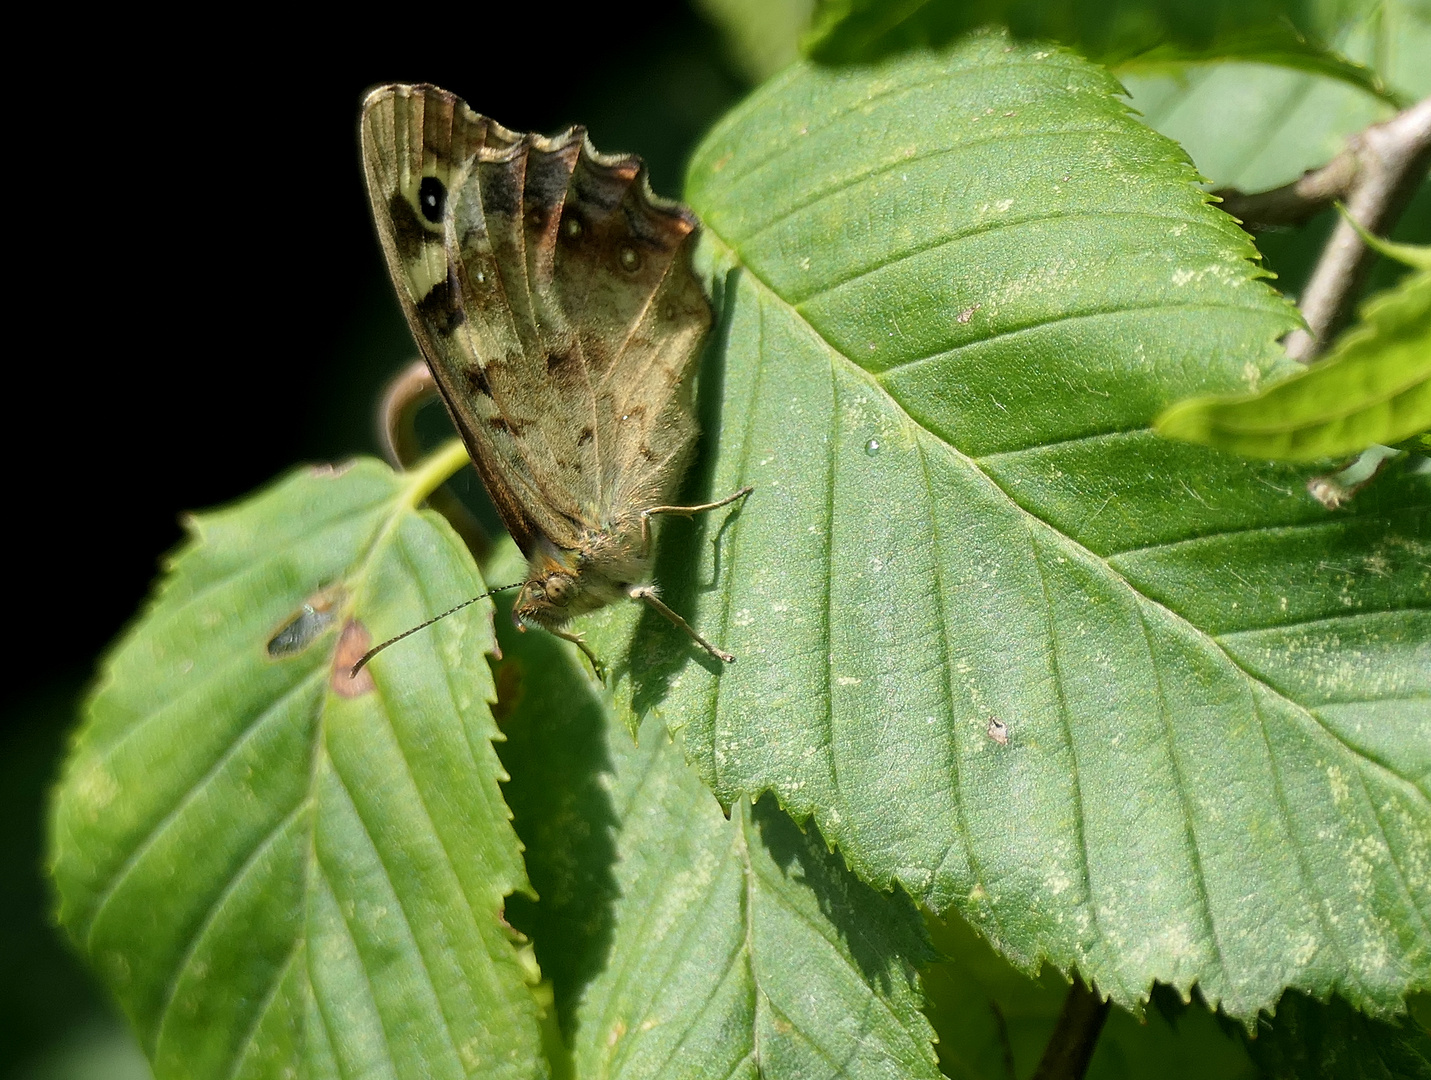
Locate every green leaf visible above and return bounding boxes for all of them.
[573,36,1429,1025]
[488,543,942,1080]
[1120,1,1430,190]
[1340,208,1431,271]
[1245,989,1431,1079]
[923,912,1260,1079]
[803,0,1394,101]
[1157,269,1431,460]
[695,0,816,82]
[48,449,549,1080]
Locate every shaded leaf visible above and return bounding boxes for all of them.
[1245,989,1431,1079]
[486,542,942,1080]
[804,0,1392,100]
[696,0,816,82]
[1157,268,1431,459]
[1341,210,1431,271]
[923,912,1259,1079]
[48,450,548,1079]
[1120,1,1429,190]
[573,36,1430,1025]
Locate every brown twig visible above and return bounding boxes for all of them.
[1214,95,1431,362]
[1030,973,1111,1080]
[377,358,492,558]
[1287,96,1431,360]
[1213,152,1360,230]
[378,358,436,469]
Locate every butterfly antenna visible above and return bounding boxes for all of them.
[350,582,523,677]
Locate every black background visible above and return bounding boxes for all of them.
[4,6,745,1069]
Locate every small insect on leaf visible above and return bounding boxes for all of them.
[267,588,344,657]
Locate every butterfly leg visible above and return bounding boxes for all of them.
[549,626,607,682]
[630,586,735,664]
[639,486,753,556]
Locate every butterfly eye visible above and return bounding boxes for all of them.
[418,176,446,224]
[618,245,641,272]
[545,574,575,605]
[561,215,583,240]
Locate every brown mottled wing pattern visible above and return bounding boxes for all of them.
[360,84,711,558]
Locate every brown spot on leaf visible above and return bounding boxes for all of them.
[332,621,376,697]
[986,717,1010,746]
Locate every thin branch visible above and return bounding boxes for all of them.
[1287,95,1431,360]
[1030,973,1111,1080]
[1215,96,1431,362]
[376,358,492,558]
[378,358,436,470]
[1213,152,1360,230]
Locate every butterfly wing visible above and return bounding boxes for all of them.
[360,84,710,557]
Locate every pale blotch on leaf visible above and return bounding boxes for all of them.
[307,461,357,479]
[332,621,376,697]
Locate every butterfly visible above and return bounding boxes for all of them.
[358,83,750,672]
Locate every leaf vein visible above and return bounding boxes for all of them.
[308,867,400,1080]
[914,431,985,916]
[698,55,1103,195]
[793,208,1235,308]
[222,936,303,1080]
[323,760,468,1077]
[83,667,327,948]
[871,301,1276,380]
[1027,526,1109,988]
[1133,601,1228,988]
[155,798,311,1058]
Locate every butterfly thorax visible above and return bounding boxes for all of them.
[513,525,651,629]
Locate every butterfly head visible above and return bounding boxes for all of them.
[513,574,571,626]
[512,545,593,629]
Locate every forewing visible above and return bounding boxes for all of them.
[360,83,572,554]
[361,83,712,555]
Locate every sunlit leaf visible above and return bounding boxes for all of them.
[48,451,548,1080]
[573,35,1429,1026]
